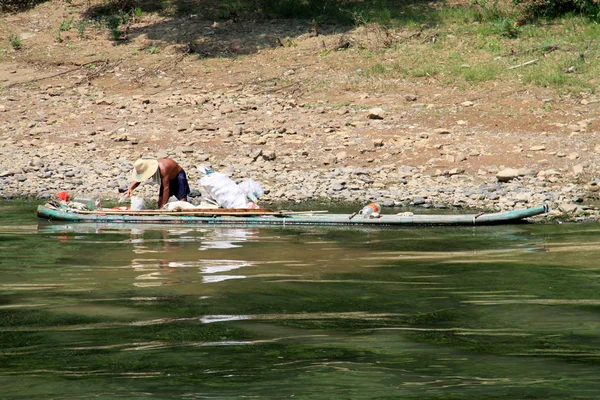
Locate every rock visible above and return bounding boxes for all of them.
[178,146,194,154]
[412,196,426,206]
[573,164,584,175]
[113,134,128,142]
[434,128,451,135]
[447,168,464,176]
[461,101,474,107]
[367,107,385,120]
[95,98,114,105]
[529,145,546,151]
[373,139,384,148]
[335,151,348,162]
[558,202,578,214]
[176,123,190,132]
[517,168,537,177]
[405,95,417,102]
[262,150,277,161]
[496,168,519,182]
[455,153,467,162]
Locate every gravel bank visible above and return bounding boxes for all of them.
[1,83,599,222]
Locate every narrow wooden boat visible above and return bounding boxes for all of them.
[37,203,549,226]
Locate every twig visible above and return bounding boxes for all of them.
[5,59,107,88]
[131,46,190,85]
[509,59,538,69]
[256,81,300,95]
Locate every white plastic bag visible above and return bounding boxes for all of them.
[130,196,146,210]
[238,178,264,203]
[164,201,198,211]
[198,167,248,209]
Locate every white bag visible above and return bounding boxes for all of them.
[164,201,197,211]
[238,178,264,202]
[130,196,146,210]
[198,168,248,209]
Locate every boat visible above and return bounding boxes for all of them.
[36,203,549,227]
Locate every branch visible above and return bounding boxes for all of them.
[509,59,538,69]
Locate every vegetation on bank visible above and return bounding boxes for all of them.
[1,0,600,93]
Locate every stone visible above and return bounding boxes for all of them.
[367,107,385,120]
[573,164,584,175]
[529,145,546,151]
[95,98,114,105]
[412,196,426,206]
[517,168,537,177]
[335,151,348,162]
[262,150,277,161]
[455,153,467,162]
[447,168,464,176]
[558,202,578,214]
[373,139,384,148]
[496,168,519,182]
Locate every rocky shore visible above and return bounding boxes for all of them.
[2,2,600,222]
[1,79,599,222]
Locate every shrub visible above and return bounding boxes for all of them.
[514,0,600,20]
[9,34,22,50]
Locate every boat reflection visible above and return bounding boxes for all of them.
[126,227,258,287]
[37,223,259,287]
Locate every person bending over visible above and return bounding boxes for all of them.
[126,158,190,209]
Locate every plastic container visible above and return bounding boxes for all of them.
[360,203,381,218]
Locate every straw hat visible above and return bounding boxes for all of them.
[131,159,159,182]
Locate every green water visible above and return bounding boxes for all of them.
[2,201,600,399]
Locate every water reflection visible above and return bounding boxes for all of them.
[12,216,600,399]
[38,223,259,287]
[125,226,258,287]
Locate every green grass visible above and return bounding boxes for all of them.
[59,17,74,32]
[145,45,160,54]
[8,33,22,50]
[76,20,88,37]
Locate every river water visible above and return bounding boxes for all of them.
[2,201,600,399]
